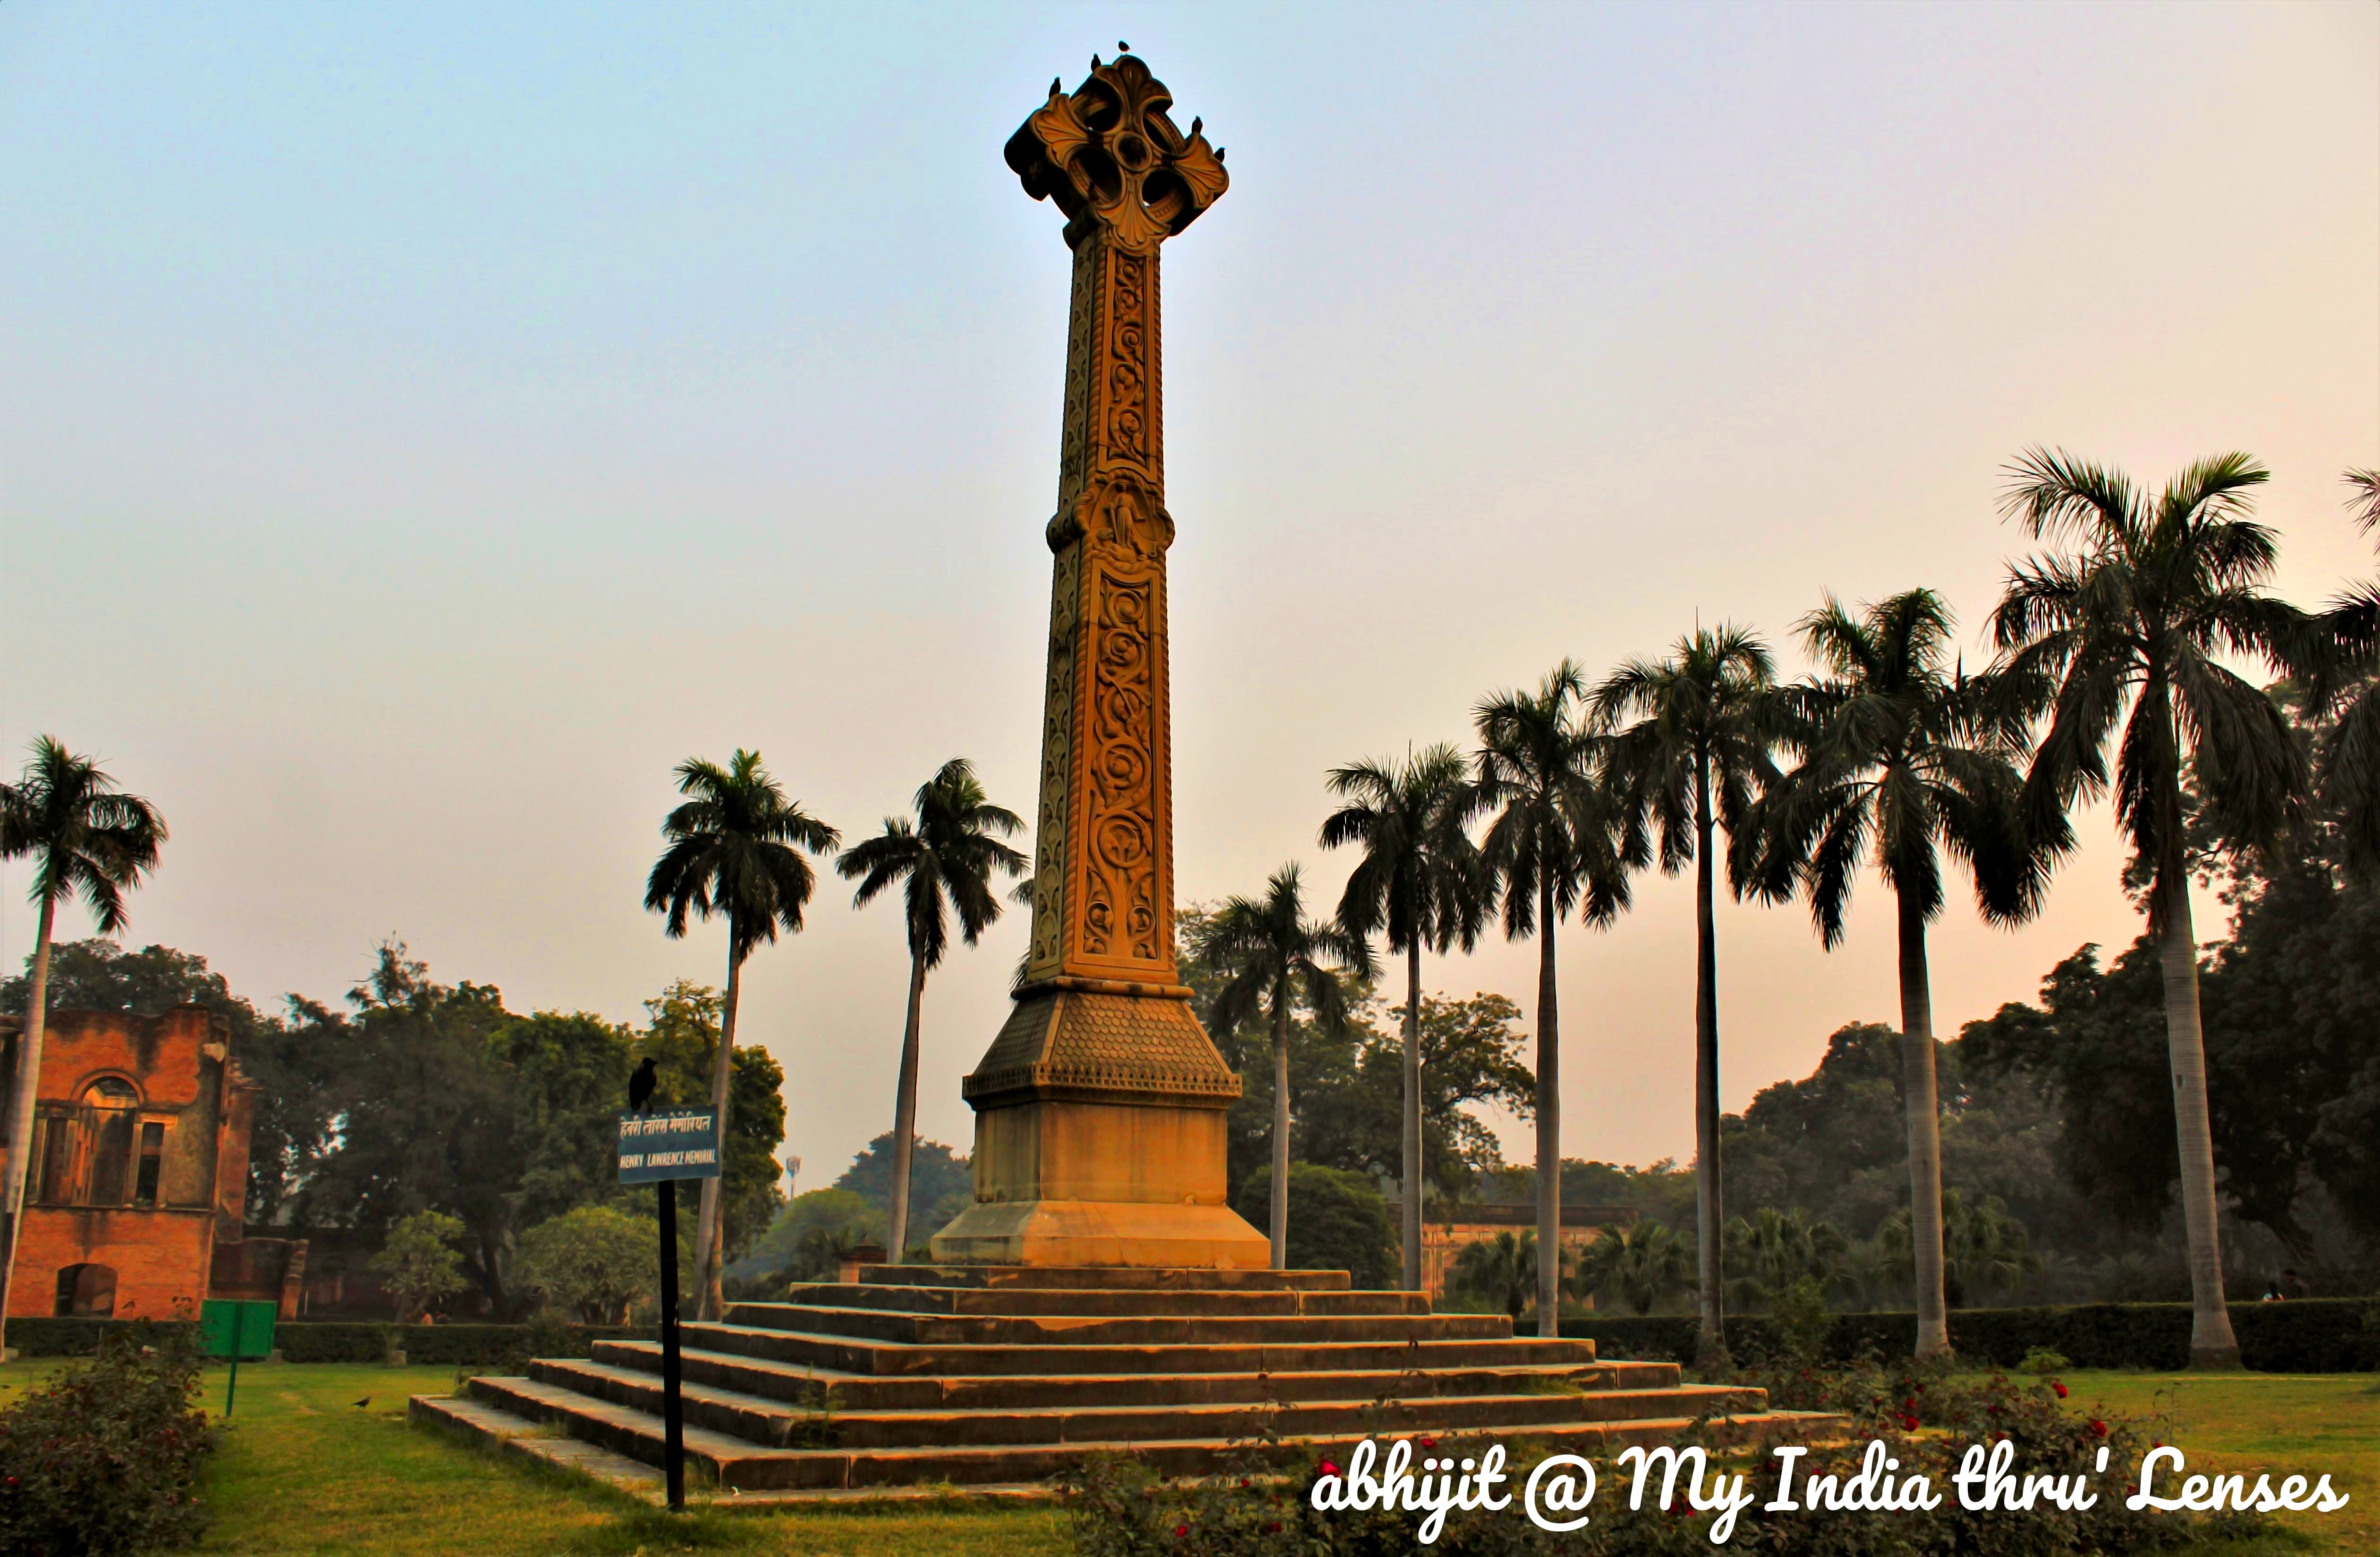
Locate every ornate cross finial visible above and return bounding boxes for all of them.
[1004,53,1227,251]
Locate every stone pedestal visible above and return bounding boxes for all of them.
[929,54,1264,1270]
[931,988,1266,1268]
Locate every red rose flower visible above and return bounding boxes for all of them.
[1320,1460,1340,1477]
[1174,1524,1189,1539]
[2052,1380,2068,1399]
[1418,1436,1437,1450]
[2088,1420,2108,1438]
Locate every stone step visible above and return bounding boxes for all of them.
[678,1318,1600,1378]
[590,1338,1681,1412]
[528,1357,1772,1451]
[851,1264,1351,1292]
[465,1373,1844,1492]
[410,1392,669,1498]
[726,1301,1517,1348]
[775,1282,1431,1319]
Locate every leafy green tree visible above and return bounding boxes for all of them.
[1230,1164,1397,1289]
[1750,589,2061,1354]
[1320,744,1483,1290]
[0,737,167,1349]
[372,1208,471,1323]
[517,1205,657,1324]
[292,943,521,1312]
[1992,448,2308,1366]
[1199,864,1370,1269]
[1292,993,1535,1207]
[1595,626,1779,1362]
[635,980,789,1262]
[492,1011,636,1229]
[831,1133,973,1248]
[1449,1229,1540,1323]
[837,758,1027,1260]
[644,749,838,1320]
[1475,660,1641,1334]
[1574,1219,1692,1316]
[744,1187,886,1285]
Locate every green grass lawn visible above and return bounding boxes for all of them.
[2048,1370,2374,1557]
[1,1359,2368,1554]
[3,1360,1072,1557]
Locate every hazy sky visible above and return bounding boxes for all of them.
[4,2,2375,1196]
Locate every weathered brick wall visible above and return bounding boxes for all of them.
[1,1006,261,1320]
[7,1205,215,1319]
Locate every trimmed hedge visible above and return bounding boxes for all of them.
[1563,1297,2380,1371]
[6,1318,653,1364]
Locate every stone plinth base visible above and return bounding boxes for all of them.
[929,1198,1269,1269]
[943,986,1267,1269]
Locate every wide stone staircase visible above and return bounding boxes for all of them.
[412,1264,1843,1503]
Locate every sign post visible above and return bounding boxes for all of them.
[199,1298,277,1418]
[618,1107,721,1512]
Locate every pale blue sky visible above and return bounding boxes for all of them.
[5,1,2375,1189]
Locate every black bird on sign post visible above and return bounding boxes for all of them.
[628,1056,658,1115]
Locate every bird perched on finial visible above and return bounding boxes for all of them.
[1118,40,1129,51]
[1050,76,1061,95]
[628,1056,658,1115]
[1092,54,1102,69]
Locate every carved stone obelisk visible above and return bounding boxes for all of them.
[930,54,1269,1268]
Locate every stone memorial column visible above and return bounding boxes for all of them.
[930,53,1269,1269]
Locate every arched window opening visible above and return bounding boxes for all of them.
[82,1077,140,1207]
[53,1262,117,1318]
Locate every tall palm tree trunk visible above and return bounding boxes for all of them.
[0,891,58,1351]
[1402,940,1423,1291]
[886,951,929,1264]
[1534,876,1561,1338]
[1897,887,1949,1357]
[694,949,742,1321]
[1692,761,1727,1367]
[2157,862,2241,1367]
[1270,993,1291,1271]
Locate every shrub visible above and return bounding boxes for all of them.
[1564,1297,2379,1371]
[3,1318,655,1365]
[518,1205,657,1324]
[0,1321,220,1556]
[1063,1365,2268,1555]
[2020,1345,2072,1375]
[1232,1165,1396,1289]
[370,1210,470,1323]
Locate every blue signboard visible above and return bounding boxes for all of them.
[617,1109,723,1183]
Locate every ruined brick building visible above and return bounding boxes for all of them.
[0,1006,305,1321]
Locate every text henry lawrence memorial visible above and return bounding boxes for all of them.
[928,51,1269,1269]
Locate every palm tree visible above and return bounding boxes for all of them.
[1474,661,1641,1335]
[1749,590,2065,1356]
[1319,744,1482,1290]
[1449,1229,1539,1324]
[1201,864,1373,1270]
[1721,1207,1850,1311]
[1573,1219,1691,1316]
[1992,448,2308,1368]
[644,750,839,1319]
[838,758,1028,1262]
[2301,469,2380,869]
[1593,626,1778,1365]
[0,737,167,1350]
